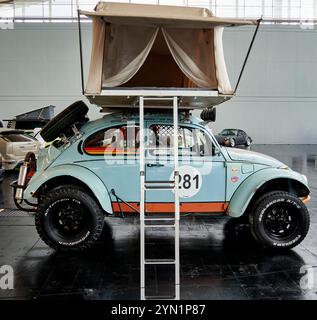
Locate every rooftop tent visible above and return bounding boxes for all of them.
[81,2,256,109]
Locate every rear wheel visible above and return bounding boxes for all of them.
[245,137,251,146]
[35,185,104,251]
[249,191,310,249]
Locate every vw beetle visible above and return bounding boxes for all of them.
[13,101,310,252]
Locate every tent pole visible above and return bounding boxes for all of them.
[234,18,262,94]
[77,9,85,95]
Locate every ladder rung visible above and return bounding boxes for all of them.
[145,296,176,300]
[145,180,174,184]
[145,186,174,190]
[144,224,175,228]
[144,259,175,265]
[144,217,175,221]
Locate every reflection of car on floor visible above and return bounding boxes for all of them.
[216,129,252,147]
[12,101,311,252]
[0,129,40,170]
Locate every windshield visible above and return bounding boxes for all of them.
[220,129,237,136]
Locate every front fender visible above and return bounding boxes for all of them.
[24,164,113,214]
[227,168,309,218]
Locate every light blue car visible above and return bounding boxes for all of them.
[13,101,311,252]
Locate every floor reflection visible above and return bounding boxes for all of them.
[3,216,314,300]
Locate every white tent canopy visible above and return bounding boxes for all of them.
[81,2,256,108]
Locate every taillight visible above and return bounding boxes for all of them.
[26,170,35,184]
[6,143,13,155]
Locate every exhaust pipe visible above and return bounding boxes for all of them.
[15,152,36,202]
[15,163,28,201]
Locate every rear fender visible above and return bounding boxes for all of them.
[24,164,113,214]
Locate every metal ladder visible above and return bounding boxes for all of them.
[139,96,180,300]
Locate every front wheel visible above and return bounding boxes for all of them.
[229,138,236,147]
[250,191,310,249]
[35,185,105,251]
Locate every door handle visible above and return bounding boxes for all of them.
[147,163,164,167]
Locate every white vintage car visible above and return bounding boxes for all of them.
[0,129,40,170]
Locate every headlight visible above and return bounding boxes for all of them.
[279,165,289,170]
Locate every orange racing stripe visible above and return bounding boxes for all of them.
[112,202,228,214]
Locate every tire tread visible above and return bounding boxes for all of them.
[35,185,104,252]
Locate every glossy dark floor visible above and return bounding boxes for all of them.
[0,145,317,300]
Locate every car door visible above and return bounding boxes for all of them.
[144,121,227,213]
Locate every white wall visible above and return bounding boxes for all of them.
[0,23,317,143]
[0,23,99,121]
[212,24,317,144]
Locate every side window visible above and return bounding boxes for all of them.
[148,124,213,157]
[84,125,140,155]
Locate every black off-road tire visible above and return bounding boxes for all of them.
[40,100,89,142]
[249,191,310,249]
[35,185,104,251]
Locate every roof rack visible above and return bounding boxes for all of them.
[87,88,232,112]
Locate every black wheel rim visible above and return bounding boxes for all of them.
[263,203,299,240]
[49,200,91,239]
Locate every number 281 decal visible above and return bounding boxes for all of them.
[170,166,202,198]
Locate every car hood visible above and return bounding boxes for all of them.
[226,147,285,167]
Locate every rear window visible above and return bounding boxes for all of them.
[0,134,33,142]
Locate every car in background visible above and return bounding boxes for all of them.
[0,154,4,183]
[0,129,40,170]
[5,105,55,130]
[216,129,252,147]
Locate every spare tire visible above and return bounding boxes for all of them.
[41,100,89,142]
